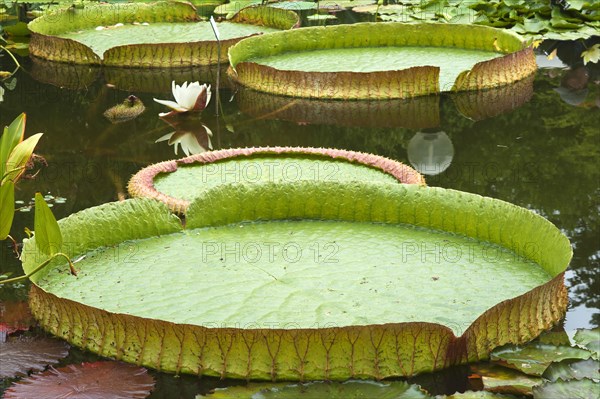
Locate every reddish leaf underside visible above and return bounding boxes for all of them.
[0,301,35,342]
[4,361,155,399]
[0,336,69,379]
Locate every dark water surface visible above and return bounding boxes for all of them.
[0,48,598,396]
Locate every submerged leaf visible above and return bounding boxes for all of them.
[443,391,519,398]
[535,329,571,346]
[542,358,600,382]
[491,343,593,376]
[574,328,600,359]
[199,380,431,398]
[34,192,63,256]
[3,361,155,399]
[0,336,69,379]
[470,363,542,396]
[532,378,599,399]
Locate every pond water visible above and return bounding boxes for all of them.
[0,43,598,396]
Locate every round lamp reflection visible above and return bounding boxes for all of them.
[407,131,454,176]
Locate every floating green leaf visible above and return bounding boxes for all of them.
[470,363,542,396]
[270,1,317,11]
[23,180,571,380]
[28,1,293,67]
[535,329,571,347]
[198,380,431,398]
[214,0,261,16]
[34,192,62,256]
[574,328,600,359]
[229,23,536,99]
[443,391,519,398]
[542,358,600,382]
[491,343,593,376]
[532,378,599,399]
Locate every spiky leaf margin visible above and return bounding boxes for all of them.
[127,146,426,214]
[24,182,570,380]
[228,22,536,99]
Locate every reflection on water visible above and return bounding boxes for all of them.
[155,115,213,156]
[407,131,455,176]
[1,51,598,331]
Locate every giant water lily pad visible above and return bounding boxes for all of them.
[127,147,425,213]
[28,2,298,67]
[23,179,570,380]
[228,22,537,99]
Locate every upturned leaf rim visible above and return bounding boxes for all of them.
[228,22,537,99]
[127,146,426,214]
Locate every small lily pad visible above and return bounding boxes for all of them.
[0,336,69,379]
[542,358,600,382]
[574,328,600,359]
[443,391,519,398]
[532,378,599,399]
[470,363,542,396]
[535,329,571,347]
[198,380,431,398]
[490,343,593,376]
[3,361,155,399]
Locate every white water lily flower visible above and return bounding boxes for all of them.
[153,81,212,117]
[0,86,4,103]
[582,44,600,65]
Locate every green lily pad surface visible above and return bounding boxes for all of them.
[153,156,401,203]
[248,47,501,91]
[36,219,550,332]
[58,22,279,59]
[23,182,571,379]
